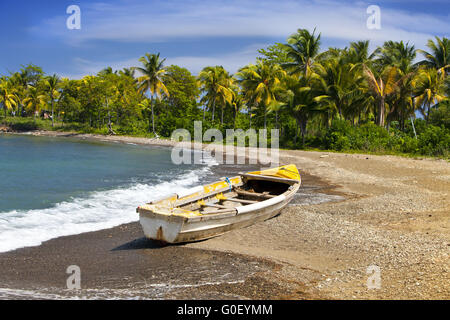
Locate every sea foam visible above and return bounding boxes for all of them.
[0,165,213,253]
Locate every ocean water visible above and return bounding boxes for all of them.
[0,134,217,253]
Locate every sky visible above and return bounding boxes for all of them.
[0,0,448,79]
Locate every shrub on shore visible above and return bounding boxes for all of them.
[320,119,449,157]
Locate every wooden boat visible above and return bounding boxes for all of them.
[137,164,301,244]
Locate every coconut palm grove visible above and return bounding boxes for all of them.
[1,29,449,157]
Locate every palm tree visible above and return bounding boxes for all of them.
[138,99,153,132]
[347,40,377,66]
[218,71,235,126]
[281,28,321,77]
[119,68,136,78]
[198,66,234,123]
[80,75,100,127]
[363,64,401,127]
[279,74,327,145]
[377,41,418,129]
[376,41,416,69]
[0,78,17,117]
[417,37,450,75]
[236,61,286,129]
[43,74,61,127]
[98,67,117,76]
[98,73,120,135]
[413,68,447,122]
[230,90,244,129]
[316,48,366,120]
[23,85,46,119]
[8,72,27,116]
[133,53,169,135]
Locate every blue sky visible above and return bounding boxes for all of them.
[0,0,448,78]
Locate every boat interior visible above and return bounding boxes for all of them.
[138,165,301,218]
[178,176,295,215]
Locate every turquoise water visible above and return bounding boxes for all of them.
[0,135,197,212]
[0,134,215,252]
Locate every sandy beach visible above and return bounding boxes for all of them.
[0,131,449,299]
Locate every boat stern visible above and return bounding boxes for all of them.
[136,191,205,243]
[137,205,187,243]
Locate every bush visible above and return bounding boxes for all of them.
[319,119,449,157]
[115,120,148,136]
[429,101,450,129]
[9,120,39,131]
[1,117,41,131]
[417,125,450,157]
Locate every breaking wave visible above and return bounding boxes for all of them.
[0,165,213,253]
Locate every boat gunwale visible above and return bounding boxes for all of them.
[184,180,300,222]
[137,165,301,222]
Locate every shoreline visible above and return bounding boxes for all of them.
[4,128,447,161]
[0,131,449,299]
[9,130,180,148]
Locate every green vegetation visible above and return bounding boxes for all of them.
[1,30,449,158]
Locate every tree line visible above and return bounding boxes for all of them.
[1,28,449,156]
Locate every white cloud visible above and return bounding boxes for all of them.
[34,0,448,78]
[32,0,448,48]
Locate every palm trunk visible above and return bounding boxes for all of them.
[264,106,267,130]
[325,111,330,129]
[221,105,224,126]
[410,116,417,139]
[300,116,307,146]
[275,111,279,130]
[211,94,216,123]
[426,104,431,124]
[51,99,54,127]
[151,96,156,135]
[378,96,385,127]
[294,119,299,145]
[106,98,115,135]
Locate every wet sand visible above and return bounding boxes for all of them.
[0,222,281,299]
[1,131,449,299]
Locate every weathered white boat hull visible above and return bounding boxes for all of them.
[139,190,297,244]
